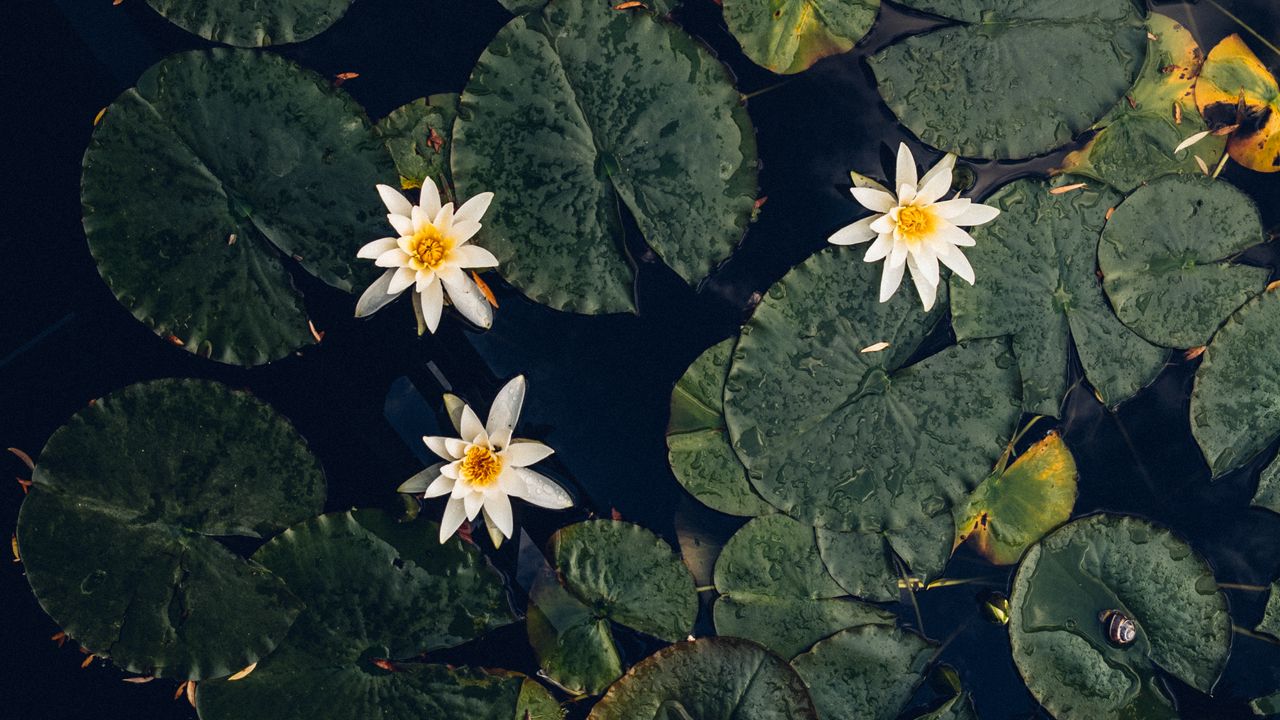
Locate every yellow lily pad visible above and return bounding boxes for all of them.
[1196,34,1280,173]
[953,432,1078,566]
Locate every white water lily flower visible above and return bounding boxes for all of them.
[398,376,574,543]
[355,177,499,333]
[828,143,1000,311]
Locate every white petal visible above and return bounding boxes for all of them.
[897,183,917,206]
[398,463,445,493]
[377,184,413,217]
[455,191,494,225]
[420,279,444,334]
[357,237,398,259]
[502,440,554,468]
[917,153,956,199]
[863,234,892,263]
[445,438,471,459]
[411,205,431,233]
[887,239,909,269]
[935,242,976,284]
[441,272,494,330]
[934,221,978,248]
[950,203,1000,227]
[869,214,896,235]
[354,270,403,317]
[489,428,513,452]
[1175,130,1211,154]
[513,468,574,509]
[388,213,414,237]
[930,198,971,220]
[460,405,486,445]
[915,165,953,206]
[851,187,898,213]
[463,491,485,520]
[879,258,906,303]
[450,219,482,245]
[387,266,418,295]
[906,253,939,310]
[423,435,459,461]
[438,499,467,543]
[895,143,919,191]
[414,268,437,294]
[486,376,526,439]
[484,491,514,539]
[451,244,500,269]
[434,202,455,235]
[443,394,467,435]
[419,177,442,218]
[828,215,878,246]
[422,474,455,498]
[375,247,408,268]
[914,245,940,287]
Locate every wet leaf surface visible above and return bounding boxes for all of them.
[1191,286,1280,477]
[790,625,933,720]
[952,177,1168,417]
[1058,14,1227,192]
[722,0,880,75]
[82,50,394,366]
[667,338,776,517]
[871,0,1147,159]
[197,510,533,720]
[587,637,818,720]
[1099,174,1268,349]
[451,0,758,313]
[714,514,896,658]
[1254,455,1280,514]
[1009,514,1231,719]
[376,94,458,193]
[144,0,352,46]
[17,379,325,679]
[726,247,1022,533]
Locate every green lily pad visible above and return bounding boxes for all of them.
[144,0,352,47]
[909,691,978,720]
[722,0,880,75]
[714,515,896,659]
[1255,583,1280,641]
[1253,690,1280,716]
[724,247,1022,532]
[1254,456,1280,514]
[1099,175,1268,349]
[376,94,459,194]
[451,0,758,314]
[791,625,934,720]
[1058,14,1227,192]
[951,177,1168,417]
[197,510,530,720]
[954,431,1078,566]
[530,521,698,695]
[870,0,1147,160]
[667,338,775,517]
[815,510,954,602]
[587,637,819,720]
[82,49,394,366]
[1009,514,1231,719]
[16,379,324,679]
[1192,286,1280,477]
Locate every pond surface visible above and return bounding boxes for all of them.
[3,1,1280,718]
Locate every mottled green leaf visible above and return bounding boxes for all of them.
[725,247,1022,532]
[871,0,1146,160]
[714,515,896,658]
[1255,583,1280,641]
[588,638,818,720]
[815,511,955,603]
[951,177,1168,417]
[16,379,324,679]
[451,0,758,313]
[144,0,352,47]
[376,94,458,193]
[1252,690,1280,716]
[722,0,880,75]
[908,691,979,720]
[1058,14,1227,192]
[197,510,529,720]
[82,50,394,366]
[1254,456,1280,514]
[954,432,1078,566]
[531,521,698,695]
[667,338,775,516]
[791,625,933,720]
[1009,514,1231,719]
[1099,175,1268,348]
[1192,287,1280,477]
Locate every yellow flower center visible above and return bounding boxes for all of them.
[897,205,935,244]
[460,445,502,488]
[406,225,451,271]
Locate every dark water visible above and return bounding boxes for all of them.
[3,0,1280,718]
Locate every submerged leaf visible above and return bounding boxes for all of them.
[1254,456,1280,515]
[1009,514,1231,719]
[1099,174,1268,349]
[722,0,880,75]
[1196,34,1280,173]
[376,95,459,192]
[954,432,1078,566]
